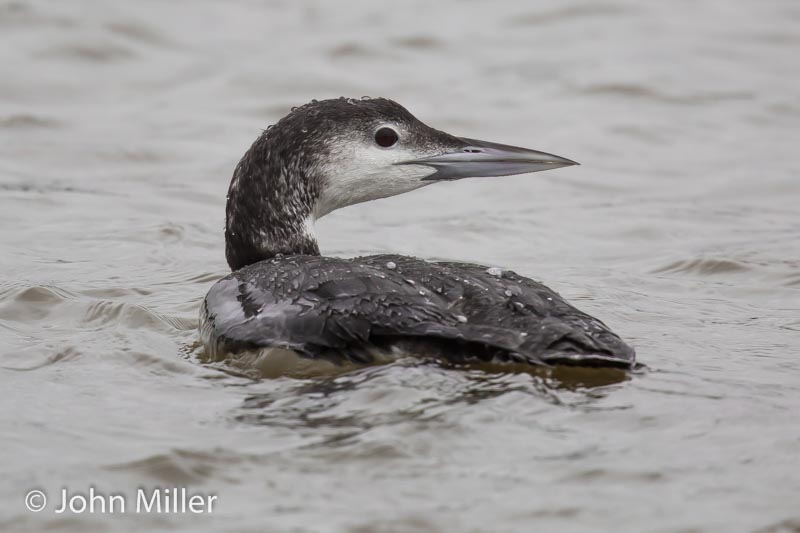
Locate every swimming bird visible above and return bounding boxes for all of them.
[200,97,635,373]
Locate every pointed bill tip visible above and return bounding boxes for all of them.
[401,137,579,181]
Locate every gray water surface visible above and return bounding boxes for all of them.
[1,1,799,531]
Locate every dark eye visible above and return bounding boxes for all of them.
[374,127,399,148]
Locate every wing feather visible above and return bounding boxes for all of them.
[201,254,635,368]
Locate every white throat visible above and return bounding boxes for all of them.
[314,131,438,218]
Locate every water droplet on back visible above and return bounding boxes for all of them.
[385,261,396,270]
[486,267,503,277]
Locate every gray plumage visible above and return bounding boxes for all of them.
[202,97,635,370]
[202,254,634,367]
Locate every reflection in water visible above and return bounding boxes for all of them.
[197,340,633,389]
[233,359,631,431]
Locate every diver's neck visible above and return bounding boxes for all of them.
[224,135,321,271]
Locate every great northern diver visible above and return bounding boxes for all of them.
[200,97,635,373]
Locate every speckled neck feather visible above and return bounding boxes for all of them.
[224,111,324,271]
[224,97,425,271]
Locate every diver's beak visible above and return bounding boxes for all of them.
[400,137,578,181]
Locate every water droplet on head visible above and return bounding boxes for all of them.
[418,290,425,296]
[290,106,298,112]
[504,289,513,297]
[385,261,396,270]
[546,297,553,301]
[486,267,503,277]
[405,279,415,285]
[456,315,468,323]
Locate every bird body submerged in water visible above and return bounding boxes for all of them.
[200,97,635,373]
